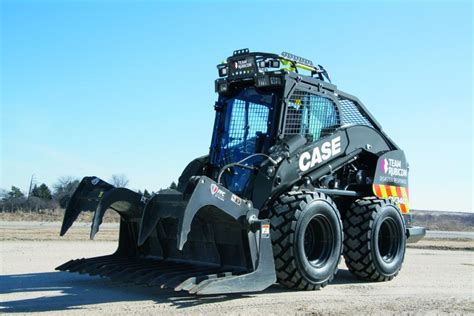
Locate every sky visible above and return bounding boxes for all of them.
[1,0,472,212]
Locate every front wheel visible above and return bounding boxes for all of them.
[343,198,406,281]
[269,191,343,290]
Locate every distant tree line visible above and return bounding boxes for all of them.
[0,176,80,212]
[137,181,178,198]
[0,175,178,212]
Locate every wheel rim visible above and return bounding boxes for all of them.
[378,217,401,263]
[303,215,333,268]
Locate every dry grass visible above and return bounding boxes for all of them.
[0,208,120,223]
[411,210,474,232]
[0,225,119,241]
[1,209,472,232]
[2,225,472,251]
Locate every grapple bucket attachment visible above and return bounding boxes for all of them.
[57,176,276,294]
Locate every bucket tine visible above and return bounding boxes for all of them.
[161,267,220,289]
[60,177,113,236]
[90,188,145,239]
[55,259,83,271]
[137,193,185,246]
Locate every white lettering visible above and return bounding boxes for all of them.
[298,136,343,172]
[332,136,341,156]
[311,147,322,166]
[299,151,312,172]
[321,141,332,160]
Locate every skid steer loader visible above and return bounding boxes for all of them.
[57,49,425,294]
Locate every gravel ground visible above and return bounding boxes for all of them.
[1,224,473,315]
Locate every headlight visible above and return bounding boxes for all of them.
[218,82,228,93]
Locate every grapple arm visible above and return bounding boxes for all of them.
[58,176,276,294]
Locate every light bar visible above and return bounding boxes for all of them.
[281,51,314,67]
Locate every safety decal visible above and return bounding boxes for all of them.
[372,184,410,213]
[231,194,242,206]
[261,224,270,238]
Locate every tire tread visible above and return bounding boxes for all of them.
[269,190,343,290]
[343,197,403,281]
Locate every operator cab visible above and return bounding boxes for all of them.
[210,49,333,194]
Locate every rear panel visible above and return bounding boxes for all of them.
[372,150,410,213]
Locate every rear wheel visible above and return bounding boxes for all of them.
[343,197,406,281]
[269,191,343,290]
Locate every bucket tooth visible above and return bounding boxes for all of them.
[95,259,141,277]
[147,264,202,287]
[122,262,180,284]
[175,272,219,292]
[57,256,107,273]
[187,273,222,294]
[140,262,196,287]
[162,268,220,289]
[188,272,235,294]
[107,261,158,280]
[109,261,157,278]
[55,259,84,271]
[87,258,139,275]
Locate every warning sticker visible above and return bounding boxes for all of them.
[261,224,270,238]
[231,194,242,206]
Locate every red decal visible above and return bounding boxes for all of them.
[396,186,403,197]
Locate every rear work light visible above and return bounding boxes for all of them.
[256,75,282,87]
[258,59,280,69]
[256,76,270,87]
[270,76,282,85]
[217,64,228,77]
[218,82,229,93]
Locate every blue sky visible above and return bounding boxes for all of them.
[1,0,472,212]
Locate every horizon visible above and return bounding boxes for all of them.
[1,0,472,212]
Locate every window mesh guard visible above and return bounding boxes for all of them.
[284,90,374,141]
[337,97,374,127]
[284,90,340,140]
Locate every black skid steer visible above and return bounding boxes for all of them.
[57,49,425,294]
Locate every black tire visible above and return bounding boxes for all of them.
[343,197,406,281]
[269,191,343,290]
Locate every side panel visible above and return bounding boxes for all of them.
[372,150,410,213]
[252,125,393,210]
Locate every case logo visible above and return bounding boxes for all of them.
[298,136,342,172]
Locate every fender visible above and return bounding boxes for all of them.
[373,150,410,213]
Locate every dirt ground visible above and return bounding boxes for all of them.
[1,223,473,315]
[2,221,473,251]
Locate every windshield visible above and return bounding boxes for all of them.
[210,87,277,193]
